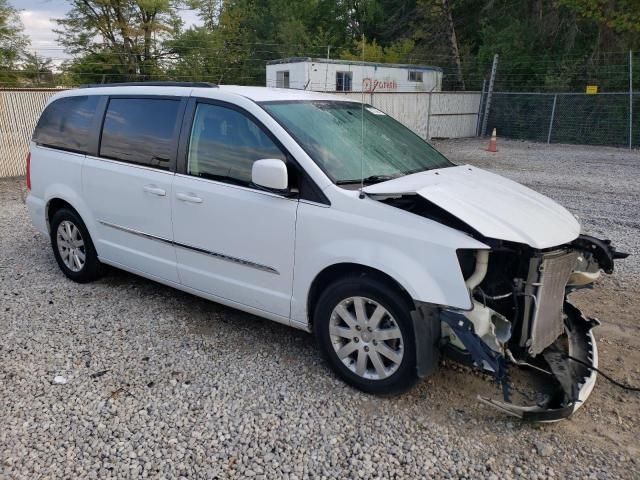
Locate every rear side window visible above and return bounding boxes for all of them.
[33,95,99,153]
[99,98,181,169]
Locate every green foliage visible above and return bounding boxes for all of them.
[55,0,182,81]
[558,0,640,37]
[46,0,639,90]
[454,0,635,90]
[340,38,415,63]
[0,0,29,85]
[58,51,131,85]
[165,0,368,85]
[20,53,54,85]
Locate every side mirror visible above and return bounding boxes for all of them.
[252,159,288,191]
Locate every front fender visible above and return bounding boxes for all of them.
[291,201,488,326]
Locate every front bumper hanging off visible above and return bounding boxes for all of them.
[441,302,599,422]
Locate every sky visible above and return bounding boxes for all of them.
[9,0,202,63]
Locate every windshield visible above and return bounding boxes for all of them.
[261,100,452,184]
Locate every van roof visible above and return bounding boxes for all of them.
[54,84,355,103]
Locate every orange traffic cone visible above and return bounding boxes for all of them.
[487,128,497,152]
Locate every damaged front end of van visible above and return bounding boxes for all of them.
[365,165,628,421]
[437,236,626,422]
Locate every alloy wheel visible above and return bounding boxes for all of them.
[56,220,86,272]
[329,296,404,380]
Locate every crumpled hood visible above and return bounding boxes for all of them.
[363,165,581,249]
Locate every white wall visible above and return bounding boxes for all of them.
[266,61,442,92]
[266,62,308,90]
[428,92,481,139]
[335,91,482,140]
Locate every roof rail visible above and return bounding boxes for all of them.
[79,81,218,88]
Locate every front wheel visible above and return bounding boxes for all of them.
[313,276,420,395]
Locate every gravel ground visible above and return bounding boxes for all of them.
[1,139,639,479]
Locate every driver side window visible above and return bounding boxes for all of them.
[187,103,287,186]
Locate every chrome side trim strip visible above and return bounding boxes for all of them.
[99,220,173,245]
[173,240,279,275]
[99,220,279,275]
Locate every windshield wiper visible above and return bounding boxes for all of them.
[336,175,397,185]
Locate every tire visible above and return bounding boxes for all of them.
[50,208,102,283]
[313,275,420,395]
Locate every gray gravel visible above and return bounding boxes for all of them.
[1,139,639,479]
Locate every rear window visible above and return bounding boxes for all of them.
[99,98,181,170]
[32,95,99,153]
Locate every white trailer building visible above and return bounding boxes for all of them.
[266,57,442,93]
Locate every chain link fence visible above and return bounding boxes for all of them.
[485,92,639,148]
[477,50,639,148]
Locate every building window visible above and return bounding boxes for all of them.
[336,71,352,91]
[408,70,423,82]
[276,71,290,88]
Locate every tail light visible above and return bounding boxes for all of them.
[26,152,31,190]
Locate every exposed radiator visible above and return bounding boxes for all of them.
[520,250,579,356]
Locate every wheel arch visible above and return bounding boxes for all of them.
[306,262,414,329]
[46,197,79,228]
[42,186,98,243]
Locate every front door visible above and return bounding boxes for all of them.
[172,101,298,318]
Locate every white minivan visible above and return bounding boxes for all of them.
[27,82,626,421]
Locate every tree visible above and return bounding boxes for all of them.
[0,0,29,85]
[59,51,126,85]
[403,0,470,88]
[187,0,222,30]
[167,0,361,85]
[55,0,183,81]
[52,0,640,91]
[441,0,464,89]
[166,0,256,85]
[340,37,414,63]
[21,52,54,85]
[165,25,252,84]
[558,0,640,52]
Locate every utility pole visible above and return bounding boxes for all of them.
[476,78,486,136]
[481,54,498,137]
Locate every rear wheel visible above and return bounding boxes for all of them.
[50,208,102,283]
[314,276,419,395]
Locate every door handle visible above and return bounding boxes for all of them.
[143,185,166,196]
[176,192,203,204]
